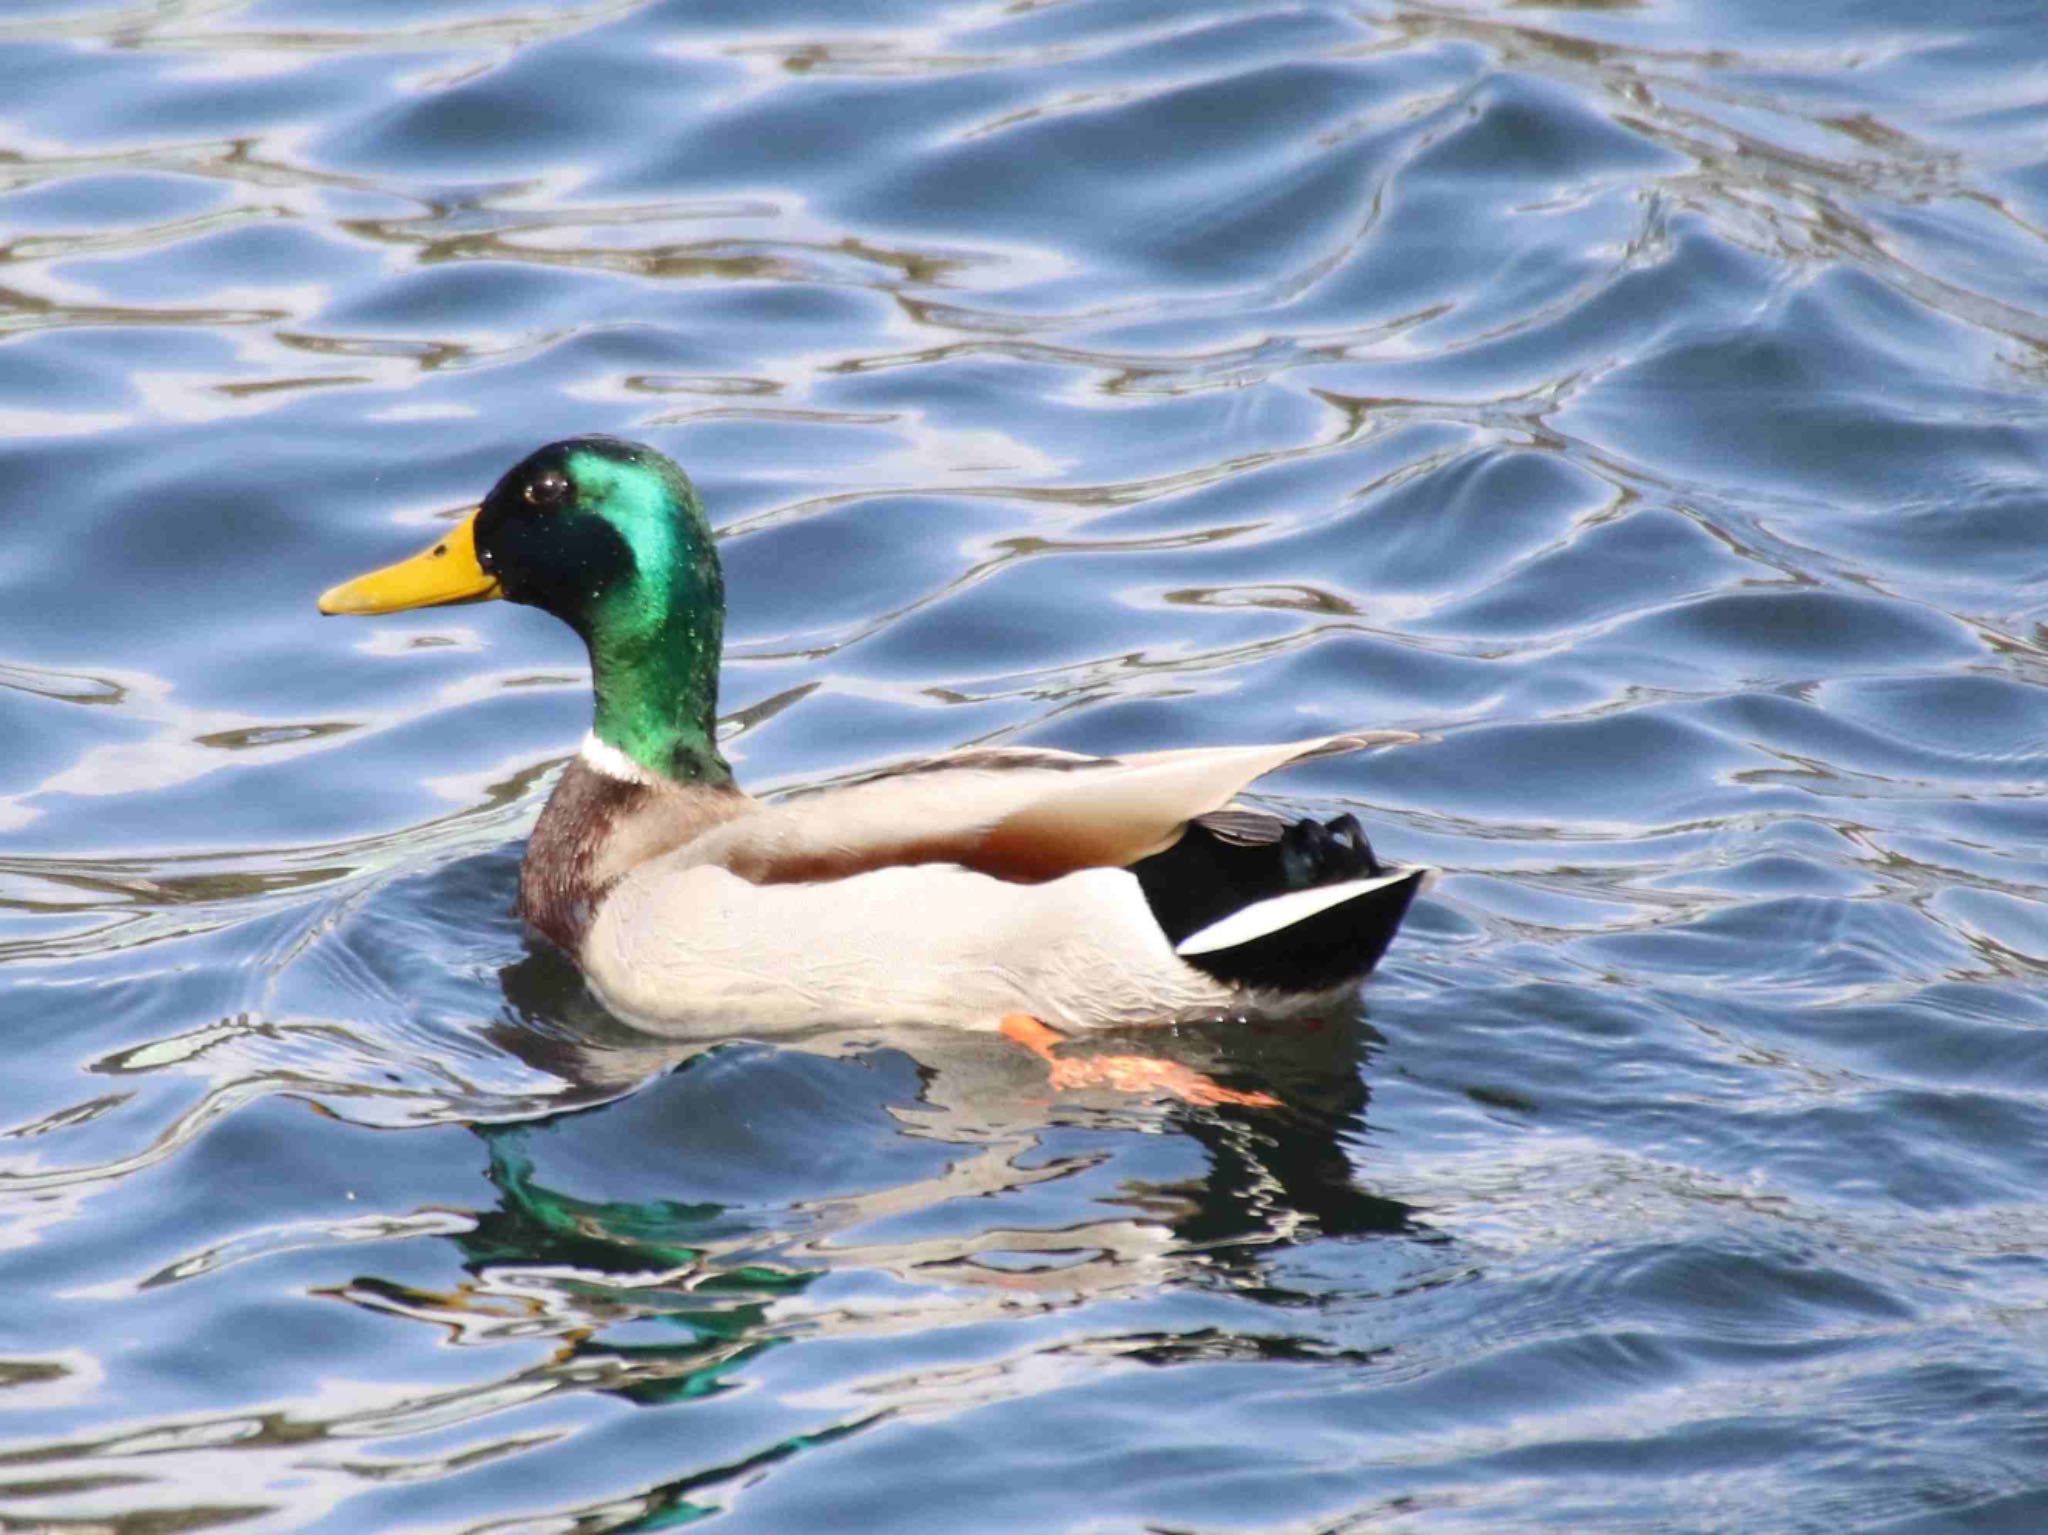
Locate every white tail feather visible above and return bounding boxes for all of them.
[1175,868,1427,957]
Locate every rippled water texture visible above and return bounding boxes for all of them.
[4,0,2048,1529]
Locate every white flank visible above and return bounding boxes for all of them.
[578,731,661,786]
[1174,868,1426,957]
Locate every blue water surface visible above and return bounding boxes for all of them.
[3,0,2048,1529]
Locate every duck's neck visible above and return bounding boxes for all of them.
[575,508,733,786]
[526,607,735,953]
[587,614,730,786]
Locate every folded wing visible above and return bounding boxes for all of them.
[682,732,1419,885]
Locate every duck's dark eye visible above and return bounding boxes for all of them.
[525,469,571,509]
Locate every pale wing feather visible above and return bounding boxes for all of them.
[1114,729,1420,768]
[980,736,1409,870]
[678,734,1414,883]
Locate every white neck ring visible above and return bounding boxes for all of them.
[578,732,661,786]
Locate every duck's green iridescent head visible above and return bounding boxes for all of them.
[318,436,730,785]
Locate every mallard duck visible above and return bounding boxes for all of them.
[320,437,1427,1036]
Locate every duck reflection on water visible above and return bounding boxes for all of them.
[329,939,1421,1421]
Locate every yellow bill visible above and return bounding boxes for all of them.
[318,509,501,615]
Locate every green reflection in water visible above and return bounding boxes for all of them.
[463,1129,816,1409]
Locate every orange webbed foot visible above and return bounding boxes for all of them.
[999,1014,1280,1108]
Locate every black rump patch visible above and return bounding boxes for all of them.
[1133,811,1384,947]
[1131,812,1419,993]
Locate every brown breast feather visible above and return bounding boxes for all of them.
[518,758,749,953]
